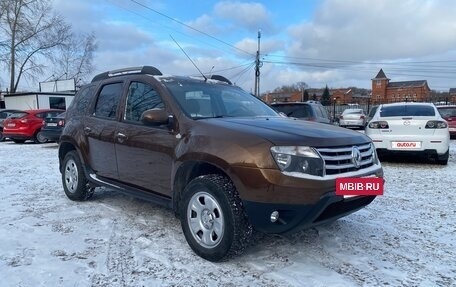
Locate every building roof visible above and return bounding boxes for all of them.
[387,80,428,89]
[372,69,390,80]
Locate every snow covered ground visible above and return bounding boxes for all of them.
[0,140,455,287]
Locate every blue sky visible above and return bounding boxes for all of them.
[9,0,456,93]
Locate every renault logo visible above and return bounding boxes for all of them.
[351,146,362,169]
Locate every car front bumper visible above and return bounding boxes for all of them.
[231,165,383,234]
[243,194,376,234]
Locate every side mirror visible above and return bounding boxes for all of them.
[140,109,170,126]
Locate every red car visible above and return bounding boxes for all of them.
[3,109,65,143]
[437,105,456,138]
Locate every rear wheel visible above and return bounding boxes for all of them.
[180,174,252,262]
[34,130,48,144]
[62,151,94,201]
[436,150,449,165]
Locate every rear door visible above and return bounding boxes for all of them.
[115,81,177,196]
[85,82,124,180]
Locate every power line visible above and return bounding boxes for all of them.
[129,0,255,57]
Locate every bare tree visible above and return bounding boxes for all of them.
[52,32,97,87]
[0,0,71,93]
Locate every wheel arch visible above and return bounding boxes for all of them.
[58,141,79,173]
[172,160,240,215]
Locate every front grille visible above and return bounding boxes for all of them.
[316,143,375,176]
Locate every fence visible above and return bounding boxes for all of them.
[324,99,455,122]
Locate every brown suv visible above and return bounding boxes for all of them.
[58,66,383,261]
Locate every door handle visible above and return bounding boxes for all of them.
[116,132,127,143]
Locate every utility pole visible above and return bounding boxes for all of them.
[254,30,261,97]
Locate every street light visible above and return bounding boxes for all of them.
[333,97,337,124]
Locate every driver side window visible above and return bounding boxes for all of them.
[124,82,164,123]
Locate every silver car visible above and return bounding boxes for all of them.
[339,108,366,129]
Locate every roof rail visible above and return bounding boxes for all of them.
[210,75,232,85]
[91,66,162,83]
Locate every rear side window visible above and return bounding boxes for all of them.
[9,112,28,119]
[380,105,435,117]
[273,105,312,118]
[124,82,164,122]
[94,83,123,119]
[68,85,96,117]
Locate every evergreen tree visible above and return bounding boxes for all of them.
[321,85,331,106]
[303,90,309,101]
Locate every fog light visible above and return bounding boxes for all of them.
[270,211,279,223]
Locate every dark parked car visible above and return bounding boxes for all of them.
[59,66,383,261]
[437,105,456,138]
[3,109,64,143]
[0,109,23,141]
[270,101,331,124]
[41,112,66,142]
[366,105,379,125]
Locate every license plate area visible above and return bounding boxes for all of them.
[391,141,421,149]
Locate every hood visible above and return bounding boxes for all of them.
[199,117,371,147]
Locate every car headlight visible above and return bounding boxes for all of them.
[270,146,324,177]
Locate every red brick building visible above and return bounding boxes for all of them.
[262,91,303,104]
[448,88,456,104]
[371,69,431,104]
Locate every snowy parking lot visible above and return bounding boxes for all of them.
[0,140,455,287]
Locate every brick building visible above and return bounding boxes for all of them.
[371,69,431,104]
[448,88,456,104]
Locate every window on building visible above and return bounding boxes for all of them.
[49,97,66,109]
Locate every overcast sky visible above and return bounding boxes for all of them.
[6,0,456,93]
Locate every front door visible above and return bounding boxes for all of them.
[115,81,176,196]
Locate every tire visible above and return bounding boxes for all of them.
[436,150,449,165]
[180,174,252,262]
[62,150,94,201]
[34,130,48,144]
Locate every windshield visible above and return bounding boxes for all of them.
[163,79,279,119]
[380,105,435,117]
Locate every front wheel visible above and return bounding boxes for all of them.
[180,174,252,262]
[62,151,94,201]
